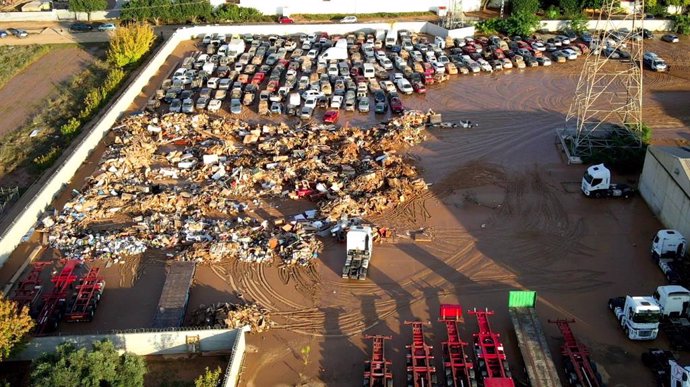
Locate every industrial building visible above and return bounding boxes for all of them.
[639,146,690,238]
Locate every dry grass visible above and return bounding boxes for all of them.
[0,45,52,90]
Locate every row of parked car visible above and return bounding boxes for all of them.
[0,28,29,39]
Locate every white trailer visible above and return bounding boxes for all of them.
[342,226,374,281]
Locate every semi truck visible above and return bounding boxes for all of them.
[581,164,635,198]
[651,229,689,285]
[653,285,690,351]
[507,291,562,387]
[342,225,374,280]
[607,294,661,340]
[642,349,690,387]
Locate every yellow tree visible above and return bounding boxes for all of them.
[107,23,156,68]
[0,295,35,361]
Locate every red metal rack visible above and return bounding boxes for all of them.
[439,304,477,387]
[364,335,394,387]
[468,309,514,387]
[405,320,438,387]
[11,262,50,313]
[35,260,79,335]
[65,267,105,322]
[549,319,602,387]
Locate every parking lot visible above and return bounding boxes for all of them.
[3,26,690,387]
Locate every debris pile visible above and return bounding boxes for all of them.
[189,302,272,333]
[42,111,429,264]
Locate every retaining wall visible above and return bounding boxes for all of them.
[538,18,674,32]
[238,0,483,15]
[0,9,118,21]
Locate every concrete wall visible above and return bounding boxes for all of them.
[0,9,118,21]
[14,327,243,360]
[222,326,250,387]
[0,21,438,270]
[639,149,690,239]
[537,19,674,32]
[237,0,483,15]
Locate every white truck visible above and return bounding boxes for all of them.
[581,164,635,198]
[607,294,661,340]
[643,52,668,72]
[320,39,348,61]
[653,285,690,351]
[651,229,688,284]
[642,349,690,387]
[342,226,374,281]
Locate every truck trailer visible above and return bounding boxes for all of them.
[507,291,562,387]
[439,304,477,387]
[469,309,515,387]
[549,319,602,387]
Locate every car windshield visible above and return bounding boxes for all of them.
[632,310,660,324]
[583,172,594,184]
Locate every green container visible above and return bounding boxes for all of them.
[508,290,537,308]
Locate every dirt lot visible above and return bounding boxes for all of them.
[0,45,98,138]
[2,35,690,387]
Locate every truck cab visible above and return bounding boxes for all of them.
[652,230,687,260]
[608,295,661,340]
[581,163,634,198]
[342,226,374,281]
[653,285,690,317]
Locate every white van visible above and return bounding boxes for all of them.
[434,36,446,49]
[385,31,397,48]
[363,63,375,78]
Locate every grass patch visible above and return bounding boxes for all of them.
[293,11,436,21]
[0,45,53,90]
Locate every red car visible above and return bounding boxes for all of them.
[323,110,340,123]
[389,96,404,114]
[278,16,294,24]
[412,81,426,94]
[251,72,265,84]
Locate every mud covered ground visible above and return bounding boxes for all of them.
[2,37,689,387]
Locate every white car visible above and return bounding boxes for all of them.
[304,98,317,109]
[300,106,314,120]
[477,58,492,72]
[330,95,343,109]
[531,42,546,51]
[431,61,445,74]
[396,78,413,95]
[379,58,393,70]
[562,48,578,60]
[307,49,318,59]
[375,50,387,60]
[207,99,222,112]
[328,65,339,77]
[379,80,396,93]
[302,90,323,100]
[501,58,513,69]
[340,16,358,23]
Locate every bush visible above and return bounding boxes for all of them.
[569,13,588,33]
[475,13,539,37]
[59,117,82,137]
[107,23,156,67]
[671,14,690,34]
[33,146,62,170]
[512,0,540,14]
[475,18,500,34]
[544,5,561,18]
[559,0,581,17]
[213,4,267,22]
[195,367,222,387]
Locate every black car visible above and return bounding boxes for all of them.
[373,90,386,104]
[69,23,93,32]
[561,29,578,40]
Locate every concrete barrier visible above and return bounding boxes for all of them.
[14,327,244,360]
[0,9,119,21]
[0,21,440,270]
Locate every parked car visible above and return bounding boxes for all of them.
[358,98,370,113]
[316,107,338,123]
[69,23,93,32]
[375,101,387,114]
[389,94,404,114]
[661,34,679,43]
[196,97,209,110]
[169,99,182,113]
[8,28,28,38]
[300,106,314,120]
[330,95,343,109]
[536,56,552,66]
[0,30,9,38]
[278,16,294,24]
[207,99,222,112]
[340,16,358,23]
[97,23,116,31]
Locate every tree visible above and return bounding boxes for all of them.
[195,366,222,387]
[569,12,588,33]
[68,0,107,21]
[559,0,581,17]
[511,0,540,14]
[107,23,156,67]
[0,296,34,361]
[670,14,690,33]
[30,340,146,387]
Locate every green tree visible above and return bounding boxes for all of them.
[559,0,581,17]
[511,0,540,14]
[30,340,146,387]
[107,23,156,67]
[213,4,264,22]
[121,0,171,25]
[68,0,107,21]
[195,366,222,387]
[671,14,690,33]
[581,0,603,9]
[504,11,541,36]
[569,12,588,33]
[0,296,34,361]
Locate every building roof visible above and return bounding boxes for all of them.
[649,146,690,199]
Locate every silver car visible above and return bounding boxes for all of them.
[358,98,370,113]
[230,99,242,114]
[169,99,182,113]
[181,98,194,113]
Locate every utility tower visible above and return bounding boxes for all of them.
[559,0,645,162]
[443,0,464,29]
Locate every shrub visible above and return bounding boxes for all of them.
[569,13,588,33]
[544,5,561,18]
[671,14,690,34]
[59,117,82,137]
[213,4,266,22]
[33,146,62,170]
[512,0,540,14]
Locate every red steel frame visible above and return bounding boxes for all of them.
[65,267,105,322]
[11,262,50,312]
[405,320,437,387]
[549,319,601,387]
[468,309,514,387]
[439,304,475,387]
[363,335,393,387]
[35,260,79,335]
